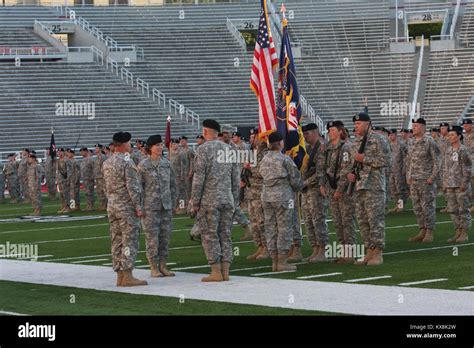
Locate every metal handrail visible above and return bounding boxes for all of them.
[226,18,247,51]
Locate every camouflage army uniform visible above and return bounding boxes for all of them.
[259,151,304,256]
[178,146,195,206]
[69,157,81,208]
[18,156,29,203]
[57,156,71,211]
[302,139,329,248]
[322,140,356,245]
[0,168,4,202]
[230,142,250,228]
[463,131,474,204]
[443,144,472,232]
[4,161,19,202]
[103,152,144,272]
[191,140,239,265]
[343,132,391,250]
[80,156,95,209]
[389,137,408,207]
[436,136,449,195]
[131,149,143,166]
[44,156,57,199]
[170,147,182,208]
[27,161,42,211]
[94,152,107,210]
[406,135,441,231]
[138,156,177,263]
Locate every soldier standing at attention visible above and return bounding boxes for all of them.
[27,151,42,216]
[388,129,408,212]
[259,131,304,272]
[169,139,183,213]
[66,149,81,211]
[80,147,95,211]
[301,123,328,263]
[94,144,108,211]
[461,119,474,212]
[191,119,240,282]
[346,112,391,266]
[18,148,30,203]
[438,122,450,213]
[406,118,441,243]
[44,148,57,201]
[139,134,177,278]
[57,148,71,213]
[443,126,471,243]
[178,136,194,212]
[103,131,147,287]
[4,154,19,203]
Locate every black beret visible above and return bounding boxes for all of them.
[105,146,110,150]
[23,148,30,153]
[29,153,37,159]
[250,127,259,135]
[135,139,142,143]
[372,126,383,131]
[462,119,472,125]
[196,135,204,140]
[181,136,188,140]
[109,142,114,147]
[268,131,284,144]
[232,131,242,137]
[7,153,16,157]
[326,120,344,130]
[352,112,370,122]
[202,119,220,132]
[439,122,449,127]
[146,134,162,147]
[390,128,398,134]
[66,148,75,154]
[303,123,318,131]
[218,133,223,137]
[57,147,65,152]
[113,131,132,143]
[95,143,103,148]
[449,125,463,134]
[80,147,88,152]
[412,118,426,125]
[430,128,440,133]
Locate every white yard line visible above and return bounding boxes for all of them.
[458,286,474,290]
[297,272,343,280]
[252,270,296,276]
[17,255,53,260]
[344,275,393,283]
[171,265,210,271]
[0,310,28,316]
[0,223,108,235]
[384,243,474,256]
[399,278,448,286]
[71,258,110,264]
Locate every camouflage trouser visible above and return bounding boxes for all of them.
[262,201,293,255]
[446,187,471,231]
[108,208,140,271]
[58,177,70,209]
[470,176,474,206]
[247,195,266,247]
[95,178,107,208]
[6,175,19,201]
[302,186,328,247]
[390,172,408,207]
[233,205,250,227]
[46,173,56,198]
[29,184,42,210]
[354,189,386,249]
[410,180,437,231]
[20,176,29,202]
[197,204,234,264]
[178,178,192,206]
[328,187,356,245]
[0,175,4,201]
[142,209,173,262]
[69,179,80,207]
[385,174,390,210]
[83,179,95,208]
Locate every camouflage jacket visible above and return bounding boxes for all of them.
[406,135,441,181]
[442,144,472,188]
[57,157,72,181]
[322,140,353,193]
[248,140,269,199]
[18,157,28,178]
[44,157,57,177]
[302,139,326,189]
[80,156,95,181]
[389,138,407,175]
[178,146,195,180]
[70,159,81,184]
[4,161,18,178]
[463,131,474,163]
[27,162,41,189]
[94,152,106,179]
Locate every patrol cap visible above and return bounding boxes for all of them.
[439,122,449,128]
[462,119,473,125]
[202,119,220,132]
[268,131,284,144]
[412,118,426,125]
[352,112,370,122]
[112,131,132,144]
[326,120,344,130]
[302,123,318,132]
[80,147,88,152]
[146,134,162,147]
[232,131,242,137]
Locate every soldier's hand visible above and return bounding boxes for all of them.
[244,163,251,169]
[461,185,467,192]
[192,206,199,214]
[320,185,327,197]
[354,153,365,163]
[333,191,342,200]
[136,208,145,217]
[407,179,412,185]
[347,173,356,182]
[240,180,246,188]
[426,178,433,185]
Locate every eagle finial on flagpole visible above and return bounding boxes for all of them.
[167,115,171,122]
[280,3,286,19]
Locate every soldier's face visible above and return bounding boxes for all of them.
[151,143,163,156]
[197,138,204,145]
[222,133,230,144]
[389,133,396,142]
[27,157,34,164]
[412,124,424,136]
[123,141,132,153]
[448,131,460,144]
[9,156,16,162]
[440,126,448,136]
[463,124,472,132]
[327,127,340,142]
[354,121,369,136]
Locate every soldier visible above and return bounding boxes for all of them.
[259,131,304,272]
[443,126,471,243]
[56,148,71,213]
[103,131,147,287]
[438,122,450,212]
[246,127,270,261]
[94,144,108,211]
[178,136,194,211]
[27,151,42,216]
[18,148,30,203]
[462,119,474,211]
[345,112,391,266]
[231,131,249,151]
[0,162,4,203]
[169,139,182,213]
[139,134,177,278]
[80,147,95,211]
[388,129,408,212]
[191,119,239,282]
[301,123,328,263]
[44,149,57,200]
[4,153,19,203]
[196,135,205,147]
[430,127,440,141]
[321,121,356,263]
[406,118,441,243]
[66,149,81,211]
[131,140,144,166]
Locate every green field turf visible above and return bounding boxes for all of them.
[0,192,473,315]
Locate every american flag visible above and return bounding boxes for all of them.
[250,0,278,137]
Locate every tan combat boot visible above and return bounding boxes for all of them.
[271,253,278,272]
[471,206,474,213]
[33,208,41,216]
[84,204,94,212]
[276,254,297,271]
[305,246,319,263]
[288,245,303,262]
[221,262,230,281]
[256,246,270,260]
[121,270,148,287]
[116,270,123,287]
[159,261,175,277]
[287,245,295,259]
[408,228,426,242]
[247,246,263,261]
[447,228,462,243]
[201,263,223,282]
[455,229,469,243]
[388,207,398,213]
[422,229,433,243]
[354,248,374,266]
[240,224,253,241]
[367,248,384,266]
[310,245,327,263]
[149,261,163,278]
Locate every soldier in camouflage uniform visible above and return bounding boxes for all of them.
[0,163,4,203]
[44,149,57,200]
[56,148,71,213]
[462,119,474,211]
[103,131,147,287]
[321,121,356,264]
[388,129,408,212]
[4,153,19,203]
[191,119,239,282]
[94,144,108,211]
[131,140,144,166]
[406,118,441,243]
[169,140,183,213]
[80,147,95,211]
[300,123,328,263]
[27,152,42,216]
[66,149,81,211]
[177,136,194,208]
[259,131,304,272]
[189,136,205,242]
[443,126,471,243]
[437,122,450,212]
[139,134,177,278]
[18,148,30,203]
[344,112,391,266]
